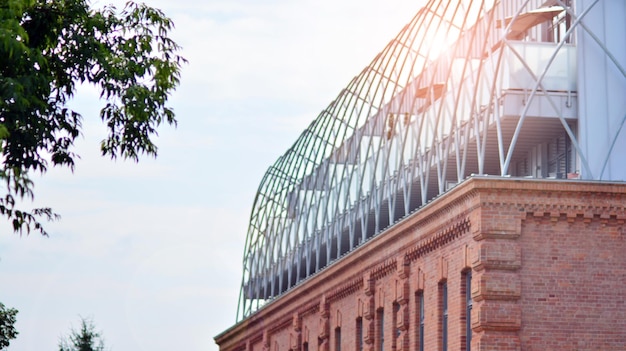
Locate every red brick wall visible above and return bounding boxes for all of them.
[518,214,626,350]
[216,178,626,351]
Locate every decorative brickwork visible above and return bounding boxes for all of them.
[369,259,398,281]
[327,276,364,303]
[406,218,471,262]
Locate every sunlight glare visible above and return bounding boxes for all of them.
[423,29,456,61]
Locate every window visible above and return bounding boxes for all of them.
[416,292,424,351]
[393,303,400,350]
[440,282,448,351]
[356,318,363,351]
[377,309,384,351]
[542,0,572,43]
[335,327,341,351]
[303,342,308,351]
[465,271,473,351]
[547,134,573,178]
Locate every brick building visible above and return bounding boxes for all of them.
[216,1,626,350]
[216,178,626,351]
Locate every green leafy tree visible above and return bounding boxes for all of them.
[0,0,186,235]
[0,303,18,350]
[59,317,105,351]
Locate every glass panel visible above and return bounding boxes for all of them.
[504,42,576,92]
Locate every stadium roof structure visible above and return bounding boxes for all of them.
[236,0,626,320]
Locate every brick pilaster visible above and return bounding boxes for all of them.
[471,204,522,351]
[394,255,410,351]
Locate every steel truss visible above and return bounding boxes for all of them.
[236,0,626,320]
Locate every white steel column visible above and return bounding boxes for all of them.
[576,0,626,180]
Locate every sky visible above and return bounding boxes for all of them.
[0,1,423,350]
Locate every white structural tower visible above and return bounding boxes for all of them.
[236,0,626,320]
[576,0,626,179]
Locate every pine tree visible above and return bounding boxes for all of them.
[59,317,106,351]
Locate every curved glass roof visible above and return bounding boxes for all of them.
[237,0,626,320]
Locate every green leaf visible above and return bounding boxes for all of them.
[1,0,186,235]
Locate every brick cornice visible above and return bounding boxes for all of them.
[327,275,364,303]
[298,300,319,318]
[523,203,626,222]
[369,258,397,281]
[268,317,293,335]
[406,217,471,263]
[389,187,480,241]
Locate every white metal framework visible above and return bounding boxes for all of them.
[236,0,626,320]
